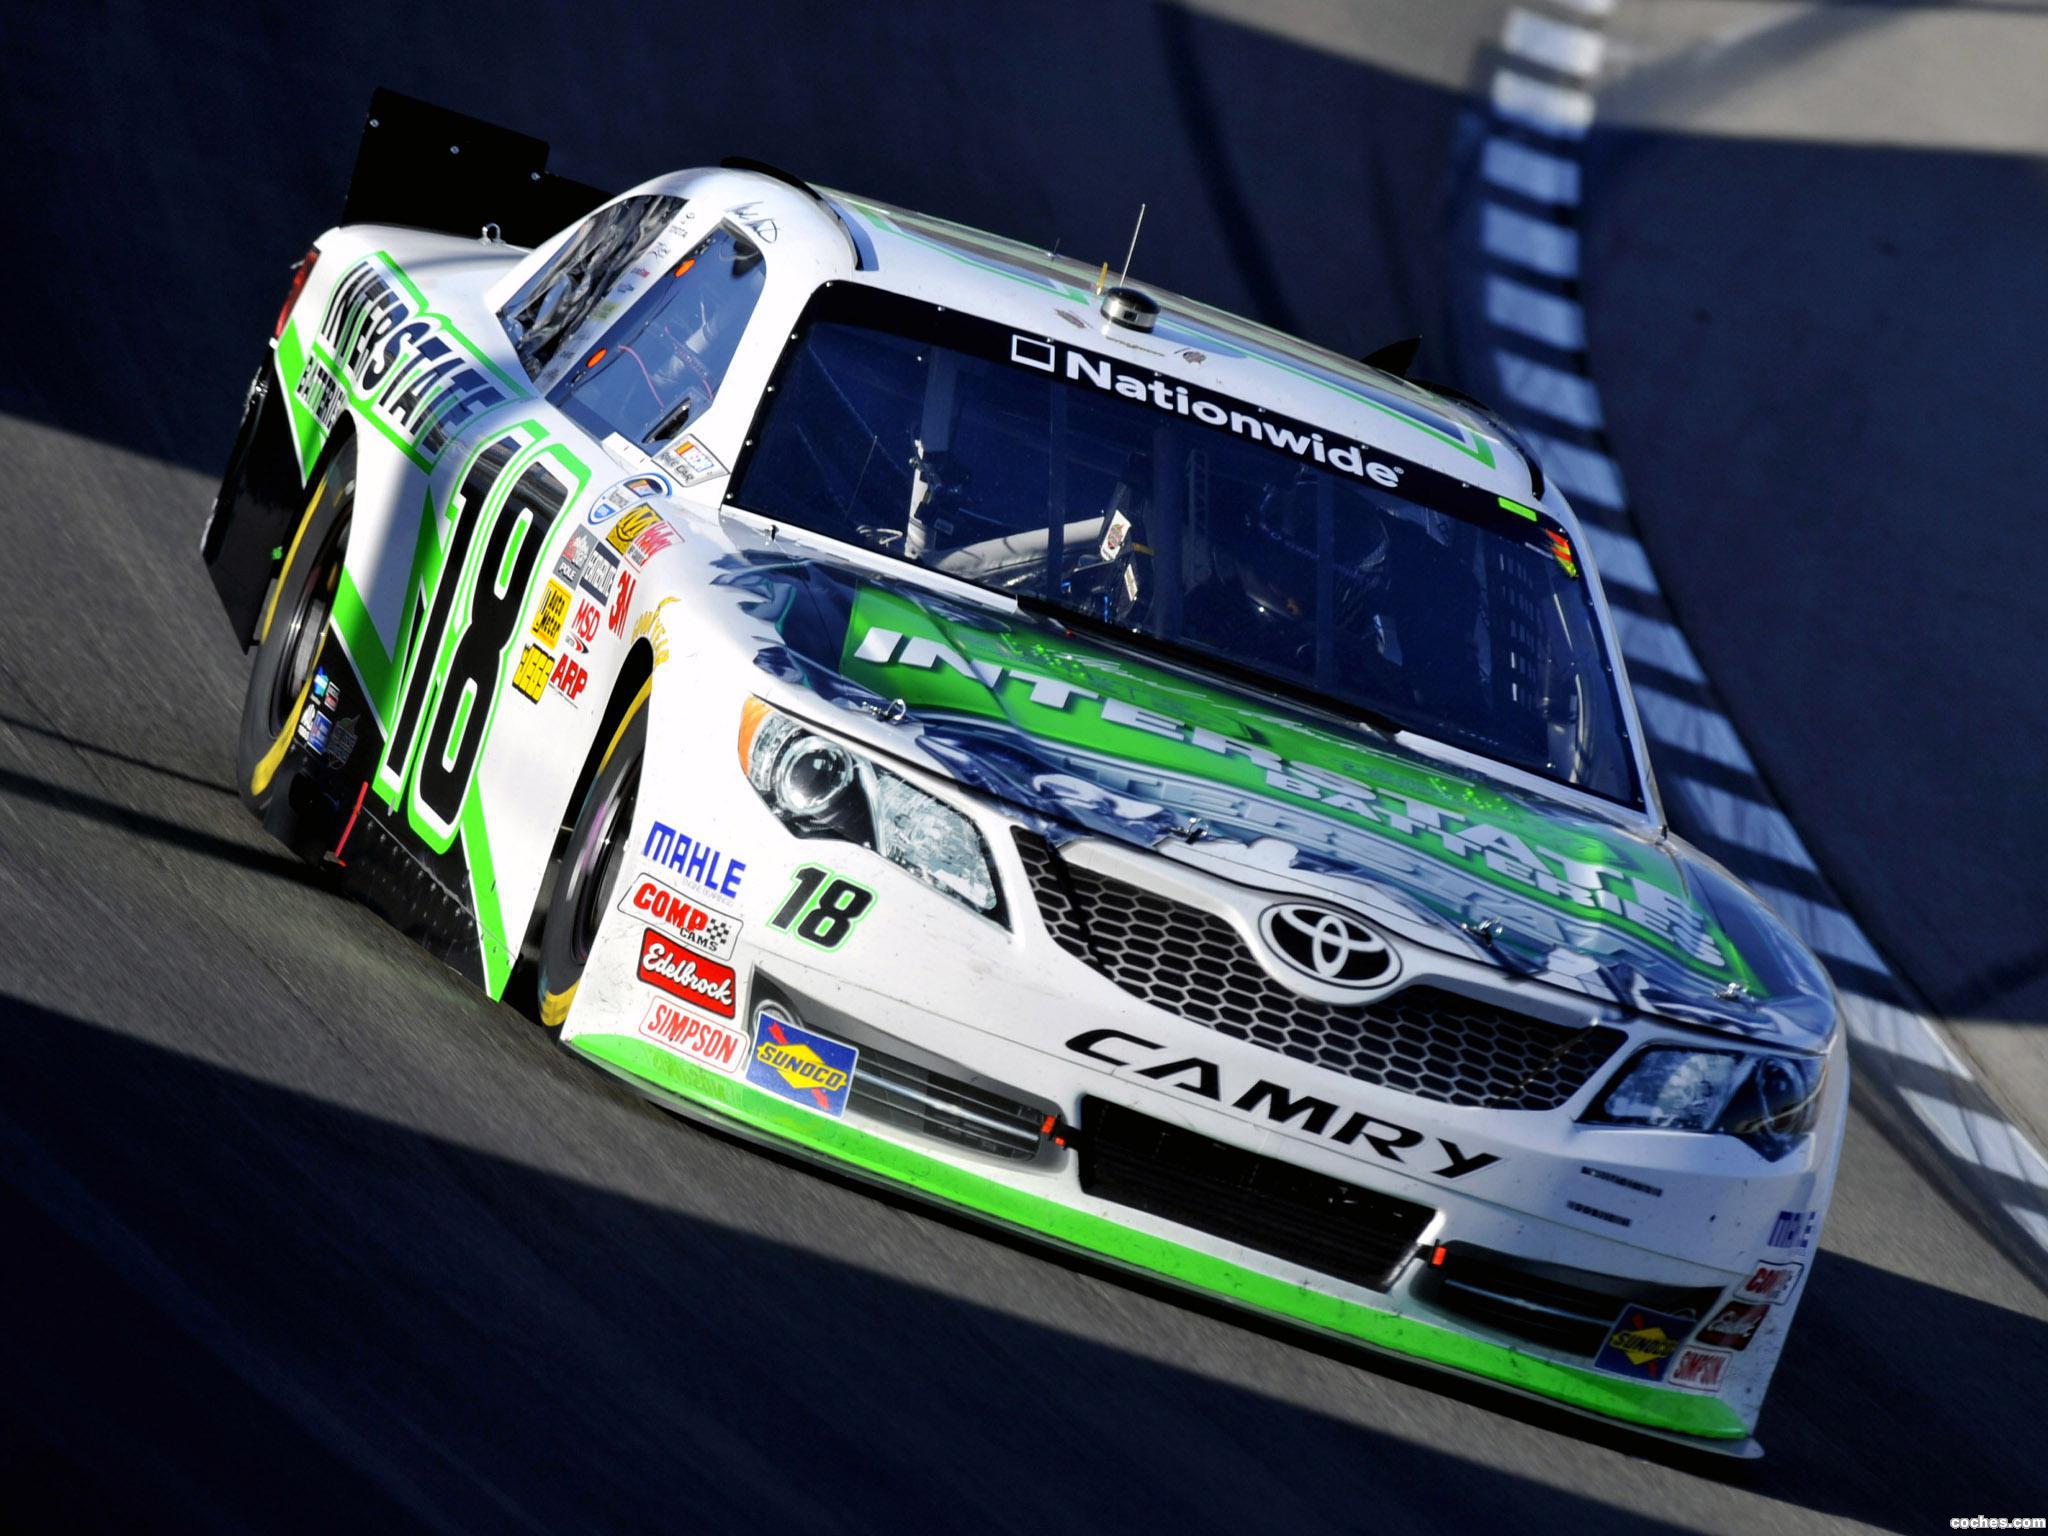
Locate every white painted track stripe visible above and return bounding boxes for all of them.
[1608,610,1703,682]
[1491,70,1596,139]
[1662,777,1817,869]
[1632,687,1756,770]
[1504,9,1606,77]
[2009,1204,2048,1252]
[1580,524,1655,591]
[1752,882,1888,972]
[1546,0,1616,16]
[1495,351,1604,428]
[1844,996,1976,1080]
[1481,138,1581,206]
[1522,429,1625,508]
[1485,274,1586,349]
[1900,1090,2048,1190]
[1480,203,1579,277]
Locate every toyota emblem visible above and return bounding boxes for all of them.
[1258,903,1399,989]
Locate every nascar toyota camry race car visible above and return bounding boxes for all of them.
[203,93,1846,1455]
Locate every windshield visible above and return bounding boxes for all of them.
[727,285,1639,804]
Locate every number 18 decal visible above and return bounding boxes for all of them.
[769,867,875,951]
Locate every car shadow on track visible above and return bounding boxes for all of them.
[2,995,2042,1533]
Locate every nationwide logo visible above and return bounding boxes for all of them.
[1259,902,1399,989]
[637,930,737,1017]
[1667,1346,1732,1394]
[1592,1305,1694,1383]
[747,1014,858,1116]
[1739,1260,1802,1305]
[618,874,741,960]
[638,997,745,1074]
[1699,1300,1768,1351]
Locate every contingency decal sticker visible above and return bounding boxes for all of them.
[1592,1305,1694,1384]
[747,1013,858,1117]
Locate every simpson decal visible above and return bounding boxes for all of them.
[638,996,745,1074]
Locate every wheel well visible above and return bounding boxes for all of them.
[504,637,655,1015]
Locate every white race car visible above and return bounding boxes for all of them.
[204,93,1846,1455]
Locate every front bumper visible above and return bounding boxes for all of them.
[559,684,1847,1451]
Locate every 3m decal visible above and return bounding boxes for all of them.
[1593,1306,1694,1383]
[1768,1209,1816,1251]
[637,996,745,1074]
[548,652,589,705]
[378,432,579,847]
[512,643,551,702]
[768,867,875,951]
[637,929,737,1018]
[625,521,679,567]
[605,504,659,556]
[1738,1260,1803,1305]
[1667,1347,1732,1394]
[747,1013,857,1117]
[1063,1028,1500,1180]
[607,570,637,637]
[642,820,745,903]
[1698,1301,1768,1351]
[617,874,742,961]
[531,579,572,647]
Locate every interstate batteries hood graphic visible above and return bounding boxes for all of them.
[729,551,1836,1047]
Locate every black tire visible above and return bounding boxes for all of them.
[236,438,355,812]
[535,680,649,1027]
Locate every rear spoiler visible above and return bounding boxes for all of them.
[340,88,610,248]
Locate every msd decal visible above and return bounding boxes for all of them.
[569,597,602,651]
[642,820,745,903]
[617,874,741,960]
[637,929,737,1018]
[638,996,745,1074]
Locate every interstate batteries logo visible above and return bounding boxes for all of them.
[1592,1305,1695,1383]
[747,1015,858,1117]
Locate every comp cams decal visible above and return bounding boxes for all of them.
[617,874,742,961]
[1064,1028,1500,1181]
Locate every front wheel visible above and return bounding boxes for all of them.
[535,681,649,1027]
[236,439,354,811]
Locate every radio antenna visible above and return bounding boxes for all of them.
[1117,203,1148,288]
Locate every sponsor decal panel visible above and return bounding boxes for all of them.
[1063,1028,1501,1180]
[1592,1305,1694,1383]
[569,597,603,652]
[326,715,359,765]
[294,354,346,434]
[1768,1209,1816,1251]
[548,652,589,705]
[618,874,742,960]
[511,643,551,703]
[531,579,572,647]
[654,435,725,486]
[625,520,679,567]
[578,540,621,603]
[1738,1260,1803,1305]
[637,996,745,1074]
[556,527,596,586]
[637,929,737,1018]
[747,1013,857,1117]
[1698,1300,1768,1351]
[642,819,746,903]
[592,472,672,525]
[604,504,660,557]
[1667,1346,1732,1394]
[607,570,637,637]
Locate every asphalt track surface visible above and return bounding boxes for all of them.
[0,2,2042,1531]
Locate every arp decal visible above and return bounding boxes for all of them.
[616,874,742,961]
[1592,1306,1694,1384]
[1667,1346,1732,1394]
[548,652,589,706]
[768,867,875,952]
[636,928,737,1018]
[1698,1301,1768,1352]
[747,1013,857,1117]
[637,996,745,1073]
[1738,1260,1803,1305]
[1063,1028,1500,1181]
[642,819,745,903]
[375,430,585,850]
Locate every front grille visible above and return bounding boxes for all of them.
[1414,1244,1725,1356]
[849,1047,1049,1162]
[1015,832,1624,1111]
[1080,1098,1434,1291]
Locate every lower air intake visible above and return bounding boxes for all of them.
[1079,1097,1434,1292]
[1414,1244,1726,1356]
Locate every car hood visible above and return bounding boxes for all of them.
[716,540,1837,1049]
